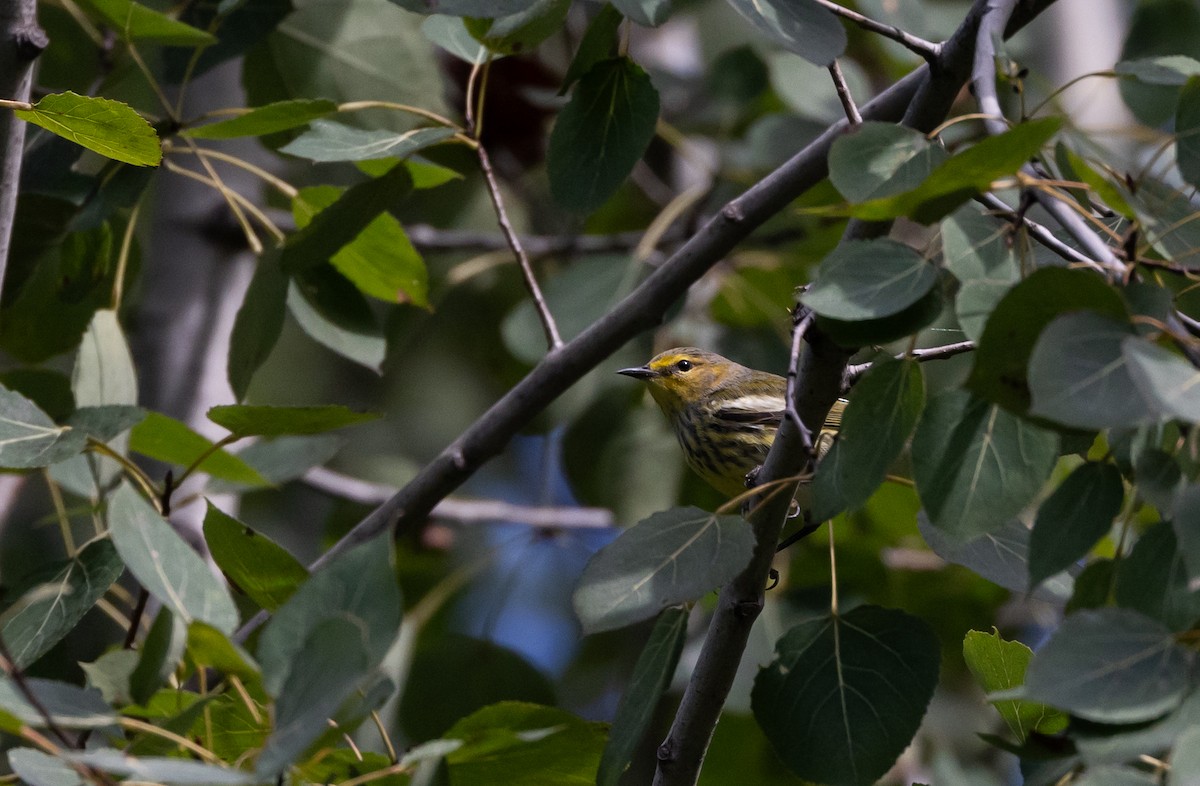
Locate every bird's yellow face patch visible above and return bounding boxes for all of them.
[640,349,728,412]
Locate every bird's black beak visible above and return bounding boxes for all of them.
[617,365,656,380]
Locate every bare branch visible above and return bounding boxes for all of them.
[477,143,563,350]
[407,224,675,256]
[811,0,942,62]
[0,0,47,300]
[828,60,863,126]
[975,192,1096,266]
[845,340,978,384]
[304,467,614,529]
[971,0,1129,279]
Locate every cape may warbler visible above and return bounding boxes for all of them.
[618,347,844,499]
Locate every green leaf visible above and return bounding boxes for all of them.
[1074,688,1200,766]
[399,635,555,742]
[61,749,254,785]
[420,15,490,64]
[829,122,948,202]
[109,485,240,634]
[1115,55,1200,85]
[941,205,1021,342]
[76,0,216,44]
[968,267,1128,412]
[597,607,687,786]
[228,250,288,401]
[8,748,85,786]
[129,411,268,486]
[1059,146,1135,219]
[611,0,671,27]
[280,120,457,162]
[1027,313,1156,429]
[560,3,622,93]
[1074,766,1160,786]
[257,533,400,697]
[0,538,124,669]
[0,385,84,468]
[1136,449,1185,512]
[129,609,186,706]
[207,434,342,491]
[15,92,161,166]
[0,369,75,423]
[251,0,449,133]
[725,0,845,67]
[815,281,946,348]
[1115,521,1200,633]
[912,390,1059,542]
[288,179,430,308]
[962,629,1068,742]
[710,265,797,329]
[465,0,570,54]
[752,605,940,786]
[184,99,338,139]
[255,616,371,777]
[444,702,607,786]
[185,622,261,684]
[203,503,308,612]
[801,239,937,321]
[1022,608,1193,723]
[73,309,138,409]
[1029,463,1124,588]
[1123,337,1200,422]
[573,507,755,634]
[207,404,379,437]
[286,280,388,373]
[0,677,115,728]
[67,405,144,441]
[918,516,1036,592]
[849,118,1064,224]
[1118,0,1200,125]
[547,57,660,213]
[812,358,924,520]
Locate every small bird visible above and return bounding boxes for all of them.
[618,347,845,499]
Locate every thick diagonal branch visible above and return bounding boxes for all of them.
[0,0,46,299]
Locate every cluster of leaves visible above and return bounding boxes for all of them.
[6,0,1200,784]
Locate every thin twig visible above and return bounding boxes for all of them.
[303,467,613,529]
[785,309,816,454]
[476,143,563,350]
[408,225,675,256]
[845,340,977,383]
[974,192,1094,266]
[828,60,863,126]
[811,0,942,61]
[971,0,1128,279]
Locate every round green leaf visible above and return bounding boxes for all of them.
[962,629,1068,742]
[725,0,845,67]
[941,205,1021,342]
[912,390,1059,542]
[203,503,308,612]
[1028,313,1156,429]
[280,120,456,162]
[829,122,947,202]
[573,506,754,634]
[1023,608,1193,723]
[547,57,660,213]
[1115,521,1200,633]
[1123,337,1200,423]
[185,99,338,139]
[967,267,1128,413]
[1029,462,1124,588]
[801,238,937,321]
[752,605,940,786]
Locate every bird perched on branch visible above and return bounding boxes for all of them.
[618,347,845,500]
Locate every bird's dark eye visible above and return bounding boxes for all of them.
[676,360,693,372]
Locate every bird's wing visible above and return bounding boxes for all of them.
[712,394,786,426]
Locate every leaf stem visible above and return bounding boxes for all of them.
[828,60,862,126]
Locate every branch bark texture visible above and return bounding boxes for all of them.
[0,0,46,295]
